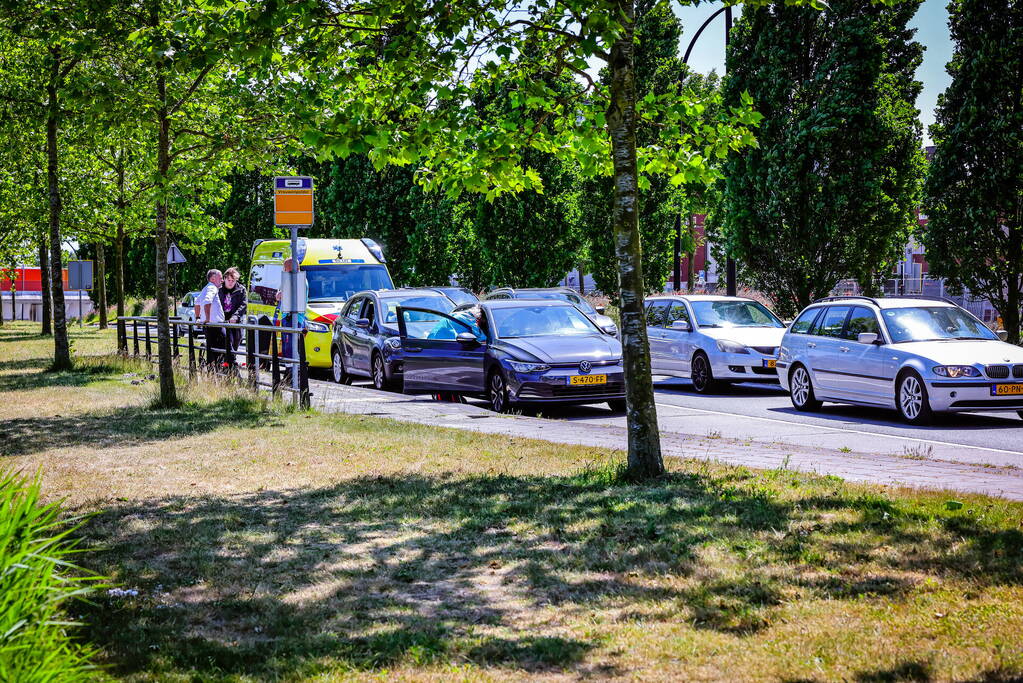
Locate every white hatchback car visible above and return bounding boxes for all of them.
[644,295,787,392]
[778,296,1023,424]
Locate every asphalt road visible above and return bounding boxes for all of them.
[333,372,1023,469]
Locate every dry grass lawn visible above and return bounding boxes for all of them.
[2,321,1023,682]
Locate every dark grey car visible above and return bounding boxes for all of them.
[330,289,457,390]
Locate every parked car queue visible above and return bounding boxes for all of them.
[326,284,1023,426]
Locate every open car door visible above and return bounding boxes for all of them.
[397,307,487,395]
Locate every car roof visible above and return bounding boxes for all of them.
[647,294,755,303]
[374,288,452,300]
[489,287,574,294]
[808,296,957,310]
[480,299,577,309]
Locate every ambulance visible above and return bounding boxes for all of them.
[247,238,394,368]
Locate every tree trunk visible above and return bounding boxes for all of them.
[115,221,126,350]
[46,47,71,370]
[114,152,127,346]
[39,229,52,335]
[154,64,177,407]
[687,213,696,293]
[1004,283,1020,346]
[96,241,107,329]
[607,0,664,480]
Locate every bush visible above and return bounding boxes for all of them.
[0,470,100,681]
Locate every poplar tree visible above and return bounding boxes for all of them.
[717,0,924,317]
[923,0,1023,342]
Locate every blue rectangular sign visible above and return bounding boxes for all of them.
[275,176,313,189]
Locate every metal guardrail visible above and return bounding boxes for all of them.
[116,316,311,408]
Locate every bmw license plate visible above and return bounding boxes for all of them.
[990,383,1023,396]
[570,374,607,385]
[762,359,777,369]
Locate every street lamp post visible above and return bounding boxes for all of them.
[674,5,737,297]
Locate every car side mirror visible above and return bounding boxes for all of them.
[857,332,879,345]
[997,329,1008,341]
[669,320,691,332]
[456,332,479,345]
[595,306,606,315]
[355,318,371,329]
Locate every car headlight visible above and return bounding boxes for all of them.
[385,337,402,350]
[304,321,329,333]
[716,339,750,354]
[602,323,618,335]
[505,360,551,373]
[932,365,981,378]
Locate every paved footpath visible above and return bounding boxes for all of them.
[309,379,1023,501]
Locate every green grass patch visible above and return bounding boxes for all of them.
[0,469,102,681]
[3,321,1023,680]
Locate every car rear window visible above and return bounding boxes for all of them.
[645,301,669,327]
[789,307,821,334]
[844,306,880,340]
[811,306,851,338]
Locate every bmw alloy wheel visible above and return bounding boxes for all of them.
[897,372,932,424]
[789,365,821,411]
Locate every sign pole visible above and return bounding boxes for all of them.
[290,223,300,402]
[274,176,314,407]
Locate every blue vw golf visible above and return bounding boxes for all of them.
[396,299,626,412]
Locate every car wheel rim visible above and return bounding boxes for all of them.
[333,354,343,383]
[374,357,384,388]
[792,368,809,406]
[693,358,707,390]
[900,376,922,419]
[491,374,505,411]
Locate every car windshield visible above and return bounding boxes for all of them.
[517,291,597,314]
[383,296,453,324]
[883,306,998,343]
[440,289,478,306]
[690,300,784,328]
[491,305,599,338]
[304,265,393,302]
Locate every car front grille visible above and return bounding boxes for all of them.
[1014,365,1023,378]
[751,366,777,375]
[518,382,625,399]
[751,346,779,356]
[986,365,1010,378]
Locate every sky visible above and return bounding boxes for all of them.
[673,0,954,145]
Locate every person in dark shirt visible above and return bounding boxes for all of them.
[219,267,247,368]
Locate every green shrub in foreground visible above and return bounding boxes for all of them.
[0,470,100,682]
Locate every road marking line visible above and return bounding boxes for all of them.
[653,402,1023,456]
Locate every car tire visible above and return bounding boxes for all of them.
[372,352,393,391]
[607,399,627,413]
[489,370,512,413]
[331,347,351,385]
[690,353,719,394]
[789,364,822,412]
[896,370,933,425]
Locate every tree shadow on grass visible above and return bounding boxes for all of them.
[0,396,282,456]
[0,357,55,372]
[0,360,143,392]
[0,331,46,344]
[76,469,1023,680]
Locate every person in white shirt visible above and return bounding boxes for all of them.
[195,269,226,369]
